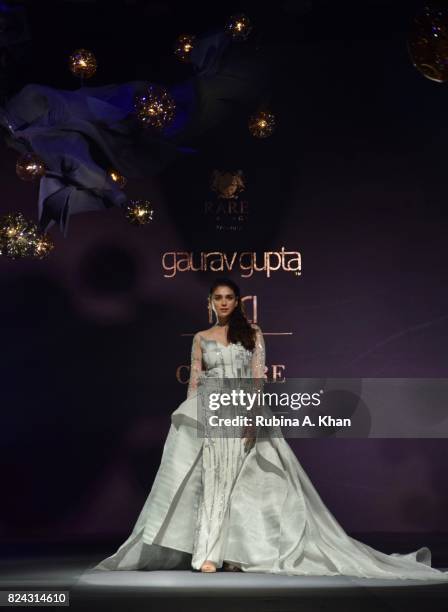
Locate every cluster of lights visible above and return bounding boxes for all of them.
[174,12,252,63]
[173,15,276,140]
[0,213,54,259]
[8,13,275,252]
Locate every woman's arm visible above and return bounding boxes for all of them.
[187,333,204,398]
[243,324,266,450]
[251,324,266,381]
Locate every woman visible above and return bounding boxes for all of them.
[93,278,448,579]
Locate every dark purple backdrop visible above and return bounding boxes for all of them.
[1,0,447,556]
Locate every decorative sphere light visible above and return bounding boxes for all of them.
[0,212,28,257]
[16,153,46,181]
[108,169,128,189]
[31,232,55,259]
[408,4,448,83]
[225,13,253,41]
[174,34,196,63]
[124,200,154,225]
[69,48,97,79]
[0,212,36,259]
[248,110,276,138]
[134,84,176,129]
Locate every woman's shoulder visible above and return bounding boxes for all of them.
[193,327,215,341]
[193,324,262,340]
[250,323,262,332]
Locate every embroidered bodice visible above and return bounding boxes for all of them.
[187,325,266,398]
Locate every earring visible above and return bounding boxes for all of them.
[208,301,213,323]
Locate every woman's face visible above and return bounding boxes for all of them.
[210,285,238,319]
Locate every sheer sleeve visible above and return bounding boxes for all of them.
[187,333,204,398]
[242,324,267,446]
[251,324,266,382]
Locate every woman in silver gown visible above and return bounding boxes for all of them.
[93,278,448,579]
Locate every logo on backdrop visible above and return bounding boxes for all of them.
[204,170,249,232]
[161,247,301,278]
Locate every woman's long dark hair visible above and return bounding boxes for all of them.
[208,277,256,351]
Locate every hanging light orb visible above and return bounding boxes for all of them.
[0,212,36,259]
[134,84,176,129]
[16,153,46,182]
[108,169,128,189]
[408,4,448,83]
[0,212,28,257]
[225,13,253,41]
[248,110,276,138]
[69,48,97,79]
[31,232,55,259]
[124,200,154,225]
[174,33,196,63]
[0,213,54,260]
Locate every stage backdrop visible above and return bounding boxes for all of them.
[1,0,448,555]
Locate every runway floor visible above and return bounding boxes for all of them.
[1,556,447,612]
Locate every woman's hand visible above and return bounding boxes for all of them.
[242,424,256,452]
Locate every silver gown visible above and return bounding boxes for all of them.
[93,326,448,579]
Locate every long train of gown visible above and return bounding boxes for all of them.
[92,335,448,580]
